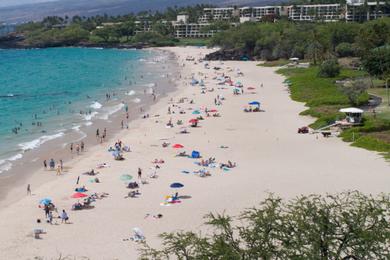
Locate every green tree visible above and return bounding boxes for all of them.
[341,78,370,105]
[318,59,341,77]
[362,45,390,78]
[140,192,390,259]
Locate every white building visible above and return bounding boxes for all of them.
[199,7,238,23]
[287,4,343,22]
[173,23,215,38]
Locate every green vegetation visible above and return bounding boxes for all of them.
[318,59,340,78]
[176,38,211,46]
[12,5,214,47]
[211,18,390,63]
[141,192,390,259]
[279,66,390,158]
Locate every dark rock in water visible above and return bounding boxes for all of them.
[204,49,253,61]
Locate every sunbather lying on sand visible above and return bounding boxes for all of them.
[176,151,188,157]
[83,169,99,176]
[152,159,165,164]
[220,160,237,169]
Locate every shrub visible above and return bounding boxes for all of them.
[336,42,355,57]
[318,59,340,77]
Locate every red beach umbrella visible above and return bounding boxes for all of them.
[172,144,184,149]
[71,192,88,199]
[188,119,198,123]
[208,109,218,113]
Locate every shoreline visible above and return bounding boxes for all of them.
[0,46,388,259]
[0,48,180,209]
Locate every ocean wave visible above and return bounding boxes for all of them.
[133,98,141,103]
[18,132,65,152]
[84,121,93,126]
[98,103,125,120]
[83,111,98,121]
[126,90,136,96]
[90,101,103,109]
[8,153,23,161]
[0,161,12,174]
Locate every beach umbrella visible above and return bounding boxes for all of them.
[188,119,198,124]
[71,192,87,199]
[170,182,184,188]
[192,110,201,115]
[235,81,243,87]
[39,198,52,205]
[208,109,218,113]
[249,101,260,106]
[120,174,133,181]
[172,144,184,149]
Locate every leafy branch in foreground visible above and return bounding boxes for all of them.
[139,192,390,259]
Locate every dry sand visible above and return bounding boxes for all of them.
[0,46,389,260]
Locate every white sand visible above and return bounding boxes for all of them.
[0,46,388,259]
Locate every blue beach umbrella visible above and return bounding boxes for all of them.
[192,110,201,115]
[249,101,260,106]
[39,198,52,205]
[170,182,184,188]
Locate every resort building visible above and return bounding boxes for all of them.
[345,1,389,22]
[287,4,343,22]
[239,6,283,22]
[173,23,215,38]
[198,7,239,23]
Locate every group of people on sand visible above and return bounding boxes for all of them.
[70,141,85,155]
[96,128,107,143]
[43,158,63,175]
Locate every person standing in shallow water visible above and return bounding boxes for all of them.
[27,184,31,195]
[43,160,47,169]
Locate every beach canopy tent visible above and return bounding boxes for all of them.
[120,174,133,181]
[249,101,261,106]
[339,107,364,124]
[170,182,184,188]
[172,144,184,149]
[191,150,201,158]
[71,192,88,199]
[39,198,52,206]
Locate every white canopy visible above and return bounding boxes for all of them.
[339,107,364,114]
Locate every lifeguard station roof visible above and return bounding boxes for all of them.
[339,107,364,113]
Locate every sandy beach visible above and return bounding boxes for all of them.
[0,46,389,260]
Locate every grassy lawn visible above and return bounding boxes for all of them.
[278,66,390,159]
[175,38,211,46]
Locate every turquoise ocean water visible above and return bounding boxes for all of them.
[0,47,166,173]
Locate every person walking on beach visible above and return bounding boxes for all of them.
[138,168,142,179]
[27,184,31,195]
[47,211,53,224]
[96,128,100,140]
[76,176,80,185]
[61,210,68,224]
[44,205,50,218]
[76,144,80,155]
[70,143,73,153]
[43,160,47,170]
[49,159,55,170]
[59,159,63,171]
[80,141,85,152]
[56,165,61,175]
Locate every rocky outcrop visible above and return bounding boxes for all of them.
[204,49,253,61]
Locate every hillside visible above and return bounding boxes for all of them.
[0,0,282,23]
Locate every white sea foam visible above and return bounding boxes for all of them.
[83,111,98,121]
[8,153,23,161]
[18,132,65,152]
[126,90,136,96]
[133,98,141,104]
[0,161,12,174]
[72,125,81,131]
[98,103,125,120]
[90,101,103,109]
[84,121,93,126]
